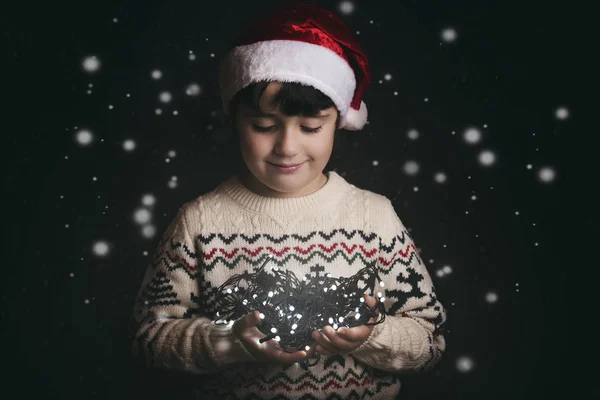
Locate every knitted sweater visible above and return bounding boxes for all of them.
[131,170,447,399]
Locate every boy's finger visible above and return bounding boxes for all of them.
[233,311,262,335]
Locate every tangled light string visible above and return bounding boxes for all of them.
[213,255,387,357]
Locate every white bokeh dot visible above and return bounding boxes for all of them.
[555,107,569,120]
[75,129,94,146]
[82,56,100,72]
[159,91,172,103]
[442,265,452,274]
[441,28,457,42]
[372,160,379,166]
[463,128,482,144]
[123,139,136,151]
[142,225,157,239]
[92,240,110,257]
[151,69,162,80]
[434,172,447,183]
[456,356,474,373]
[186,83,201,96]
[134,208,152,224]
[403,160,419,175]
[485,292,498,303]
[407,129,419,140]
[155,109,163,115]
[168,180,178,189]
[538,167,556,183]
[339,1,355,14]
[141,194,156,207]
[478,150,496,166]
[384,73,392,81]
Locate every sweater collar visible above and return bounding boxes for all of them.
[217,170,351,215]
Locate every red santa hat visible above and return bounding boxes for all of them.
[218,2,372,130]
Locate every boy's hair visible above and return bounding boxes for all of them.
[218,80,343,171]
[229,80,341,127]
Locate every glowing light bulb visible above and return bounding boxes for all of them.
[296,314,303,319]
[305,346,310,351]
[360,297,365,303]
[339,317,344,322]
[271,327,278,333]
[328,317,334,324]
[333,324,338,330]
[355,313,361,320]
[227,289,232,294]
[331,285,337,290]
[380,297,385,302]
[275,336,281,341]
[268,291,274,297]
[324,288,328,292]
[377,292,382,297]
[292,323,298,330]
[259,313,265,319]
[290,330,295,334]
[289,305,295,311]
[380,282,385,287]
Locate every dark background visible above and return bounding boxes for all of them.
[3,0,574,398]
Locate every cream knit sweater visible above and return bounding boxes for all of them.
[131,170,447,399]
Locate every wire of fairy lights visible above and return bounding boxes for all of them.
[213,255,386,365]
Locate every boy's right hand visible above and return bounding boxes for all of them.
[232,310,314,364]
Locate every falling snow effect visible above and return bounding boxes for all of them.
[141,225,156,238]
[538,166,556,183]
[485,292,498,303]
[134,208,152,224]
[92,240,110,257]
[159,91,172,103]
[478,150,496,166]
[403,160,420,175]
[434,172,447,183]
[463,127,482,144]
[123,139,136,151]
[186,83,201,96]
[141,194,156,207]
[151,69,162,80]
[82,56,100,72]
[555,106,569,120]
[407,129,419,140]
[441,28,457,42]
[338,1,355,15]
[456,356,474,372]
[75,129,93,146]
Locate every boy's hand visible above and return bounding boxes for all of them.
[232,310,314,364]
[311,294,378,356]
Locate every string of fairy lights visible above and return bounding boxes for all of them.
[213,255,386,364]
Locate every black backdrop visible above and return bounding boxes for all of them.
[4,0,574,398]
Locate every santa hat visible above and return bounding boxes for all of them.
[218,2,372,130]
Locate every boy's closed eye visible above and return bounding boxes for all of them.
[251,124,323,133]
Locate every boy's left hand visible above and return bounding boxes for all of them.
[311,294,378,356]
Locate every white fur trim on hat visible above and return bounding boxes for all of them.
[219,39,356,127]
[342,100,368,130]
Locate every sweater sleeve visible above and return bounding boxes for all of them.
[350,198,447,373]
[129,203,256,374]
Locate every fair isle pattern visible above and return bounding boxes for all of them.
[131,171,447,399]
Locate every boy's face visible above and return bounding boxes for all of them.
[235,81,337,198]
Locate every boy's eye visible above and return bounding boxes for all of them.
[251,124,323,134]
[251,124,276,132]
